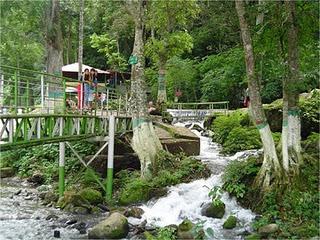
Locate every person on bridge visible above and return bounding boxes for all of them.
[82,68,91,109]
[88,69,98,109]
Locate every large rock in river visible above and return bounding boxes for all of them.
[201,201,225,219]
[88,212,129,239]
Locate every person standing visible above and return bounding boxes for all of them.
[82,68,91,109]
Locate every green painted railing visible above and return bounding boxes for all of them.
[0,65,128,116]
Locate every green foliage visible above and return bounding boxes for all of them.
[165,57,200,102]
[79,188,103,205]
[90,33,128,72]
[191,220,206,240]
[154,227,177,240]
[0,0,45,69]
[118,177,151,205]
[145,32,194,64]
[208,186,223,206]
[223,216,237,229]
[211,114,241,144]
[224,136,319,238]
[199,47,246,108]
[223,127,262,154]
[222,157,260,199]
[299,89,320,125]
[1,141,98,184]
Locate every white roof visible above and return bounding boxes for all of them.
[61,62,110,74]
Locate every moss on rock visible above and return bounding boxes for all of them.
[57,191,91,213]
[201,201,225,219]
[79,188,103,205]
[223,215,237,229]
[88,212,129,239]
[177,219,194,239]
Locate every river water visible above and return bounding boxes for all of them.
[130,121,258,239]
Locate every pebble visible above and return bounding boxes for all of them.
[66,219,77,225]
[14,189,22,195]
[24,196,33,200]
[46,214,59,221]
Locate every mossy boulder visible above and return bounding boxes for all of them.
[79,188,103,205]
[124,207,144,219]
[118,179,151,205]
[0,167,15,178]
[223,215,237,229]
[43,191,59,205]
[258,223,279,236]
[57,191,91,213]
[177,219,195,240]
[201,201,225,219]
[88,212,129,239]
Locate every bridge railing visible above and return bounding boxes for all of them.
[0,65,128,116]
[167,101,229,120]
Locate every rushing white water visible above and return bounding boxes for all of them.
[131,121,258,239]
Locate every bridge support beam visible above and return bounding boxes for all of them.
[106,115,115,200]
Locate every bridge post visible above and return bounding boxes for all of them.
[41,75,44,111]
[106,115,115,200]
[14,71,18,114]
[59,117,65,197]
[0,74,3,111]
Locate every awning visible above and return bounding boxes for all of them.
[61,62,110,74]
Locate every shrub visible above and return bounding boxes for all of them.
[118,178,152,205]
[222,127,262,154]
[212,114,241,144]
[222,157,261,199]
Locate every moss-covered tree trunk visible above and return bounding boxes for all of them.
[127,0,162,179]
[235,0,281,190]
[282,1,301,174]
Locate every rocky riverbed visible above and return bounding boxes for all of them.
[0,177,109,240]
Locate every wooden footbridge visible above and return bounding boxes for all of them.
[0,65,228,199]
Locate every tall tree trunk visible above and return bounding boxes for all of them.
[127,0,162,179]
[46,0,63,75]
[282,1,301,174]
[78,0,84,81]
[66,20,72,65]
[157,58,167,108]
[235,0,281,190]
[46,0,63,111]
